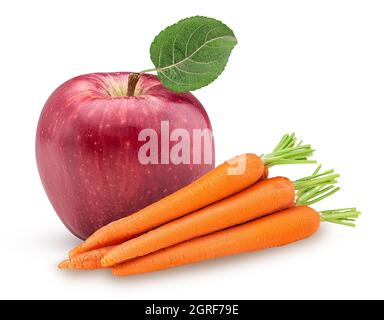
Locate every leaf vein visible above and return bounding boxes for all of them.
[159,71,195,86]
[157,35,235,72]
[184,22,210,57]
[189,53,227,65]
[204,25,223,41]
[174,65,213,75]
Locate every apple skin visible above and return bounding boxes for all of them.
[36,72,214,239]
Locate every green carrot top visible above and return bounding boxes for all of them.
[294,165,361,227]
[262,133,316,167]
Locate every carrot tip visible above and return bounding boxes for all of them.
[58,259,70,269]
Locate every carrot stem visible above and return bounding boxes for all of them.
[295,166,334,181]
[320,208,361,227]
[272,133,294,152]
[303,186,341,206]
[294,165,341,205]
[262,133,316,167]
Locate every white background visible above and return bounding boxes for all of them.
[1,0,383,299]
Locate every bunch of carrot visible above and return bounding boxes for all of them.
[59,133,360,276]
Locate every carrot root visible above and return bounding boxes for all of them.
[101,176,295,267]
[58,260,70,269]
[61,246,114,270]
[112,206,320,276]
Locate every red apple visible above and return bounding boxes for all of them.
[36,72,214,239]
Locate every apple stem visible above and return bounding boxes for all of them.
[127,73,140,96]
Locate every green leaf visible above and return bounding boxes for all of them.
[149,16,237,92]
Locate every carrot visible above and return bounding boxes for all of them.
[59,246,115,270]
[112,206,360,276]
[102,166,339,267]
[70,133,315,257]
[102,177,294,267]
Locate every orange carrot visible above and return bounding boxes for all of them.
[59,246,115,270]
[70,133,315,257]
[102,177,294,267]
[101,166,339,267]
[112,206,360,276]
[112,206,320,276]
